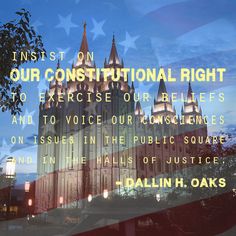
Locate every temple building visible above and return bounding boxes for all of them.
[35,24,207,213]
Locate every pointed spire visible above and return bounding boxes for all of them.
[187,81,193,100]
[45,90,49,100]
[157,78,167,101]
[136,101,141,111]
[135,101,144,116]
[108,34,120,65]
[104,57,107,67]
[49,80,53,89]
[200,107,202,114]
[131,81,134,90]
[57,59,60,69]
[55,59,62,83]
[79,22,89,55]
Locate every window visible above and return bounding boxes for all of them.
[102,109,108,123]
[70,142,74,169]
[122,131,127,147]
[102,175,108,189]
[69,111,75,131]
[68,139,74,170]
[122,153,127,167]
[103,155,109,167]
[103,132,108,147]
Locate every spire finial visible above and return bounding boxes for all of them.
[131,81,134,89]
[104,57,107,67]
[57,59,60,69]
[187,80,193,100]
[108,33,121,65]
[83,21,87,32]
[79,21,89,57]
[188,80,192,92]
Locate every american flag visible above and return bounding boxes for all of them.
[0,0,236,235]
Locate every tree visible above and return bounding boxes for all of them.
[0,9,46,115]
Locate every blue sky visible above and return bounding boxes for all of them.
[0,0,236,177]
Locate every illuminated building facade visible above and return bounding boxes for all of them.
[35,24,207,213]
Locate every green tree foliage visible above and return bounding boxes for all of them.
[0,9,46,114]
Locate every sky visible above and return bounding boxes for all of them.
[0,0,236,178]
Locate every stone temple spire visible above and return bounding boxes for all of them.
[108,34,121,65]
[101,34,128,92]
[135,101,144,116]
[157,78,167,102]
[151,73,176,123]
[79,22,89,55]
[182,82,203,124]
[74,22,94,68]
[187,81,193,102]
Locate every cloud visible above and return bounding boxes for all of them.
[124,0,187,16]
[151,19,236,66]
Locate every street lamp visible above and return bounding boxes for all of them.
[6,157,16,179]
[24,181,31,219]
[28,199,32,207]
[59,196,63,207]
[88,194,92,202]
[24,181,30,193]
[155,193,160,202]
[103,189,108,199]
[5,157,16,220]
[27,198,33,221]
